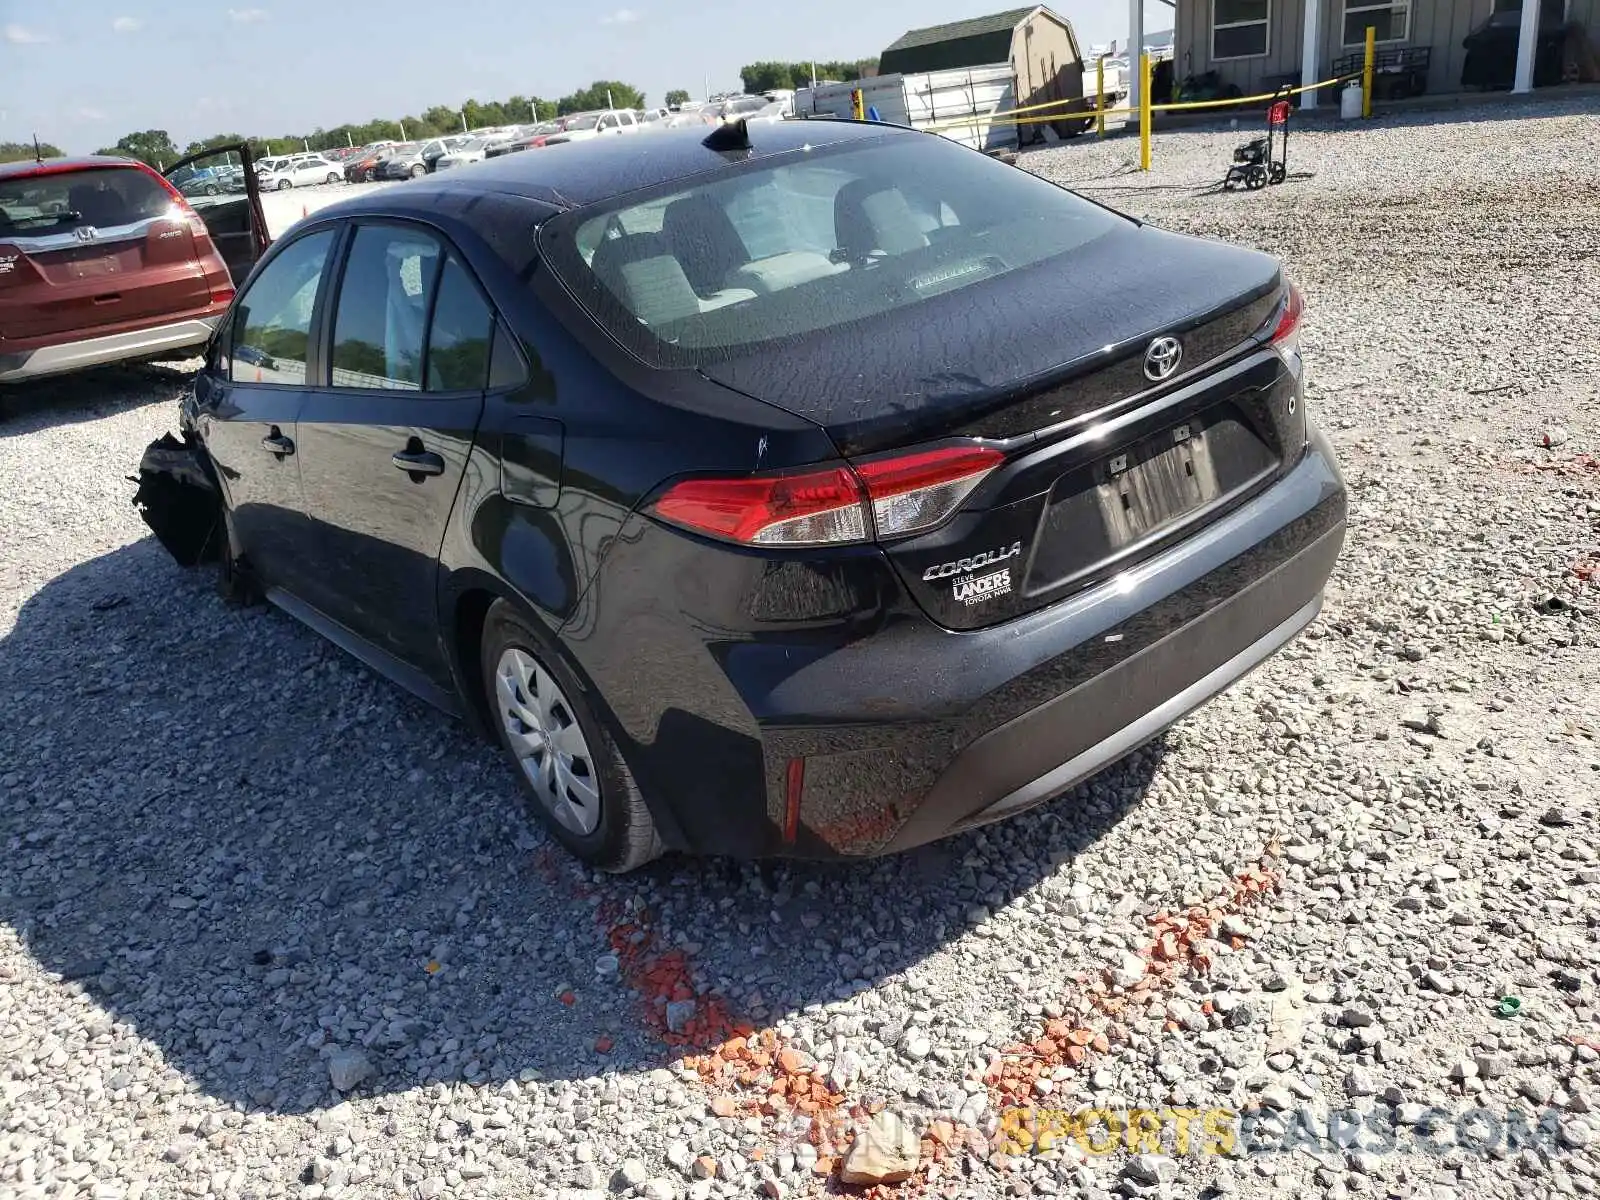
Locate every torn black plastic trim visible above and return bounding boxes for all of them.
[131,430,225,567]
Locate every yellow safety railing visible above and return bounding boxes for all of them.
[923,71,1356,134]
[922,23,1385,171]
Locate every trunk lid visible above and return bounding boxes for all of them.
[699,222,1281,455]
[702,223,1303,631]
[0,164,210,344]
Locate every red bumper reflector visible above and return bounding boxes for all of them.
[782,757,805,844]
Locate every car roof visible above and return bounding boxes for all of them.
[0,155,154,180]
[312,120,900,213]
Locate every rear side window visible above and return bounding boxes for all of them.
[426,256,493,391]
[329,225,442,390]
[230,229,335,386]
[543,134,1123,367]
[0,166,174,237]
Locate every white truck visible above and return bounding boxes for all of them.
[793,62,1107,154]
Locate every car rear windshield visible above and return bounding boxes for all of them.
[0,165,174,238]
[541,134,1126,367]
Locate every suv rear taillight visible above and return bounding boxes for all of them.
[650,444,1004,548]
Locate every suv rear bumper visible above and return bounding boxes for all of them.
[0,317,219,383]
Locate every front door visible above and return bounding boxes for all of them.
[164,144,269,286]
[292,221,492,682]
[192,226,338,593]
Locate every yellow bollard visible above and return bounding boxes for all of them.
[851,88,865,121]
[1362,27,1376,118]
[1139,52,1152,171]
[1096,58,1106,139]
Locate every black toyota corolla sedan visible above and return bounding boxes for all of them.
[134,118,1346,872]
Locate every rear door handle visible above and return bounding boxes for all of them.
[392,449,445,477]
[261,430,294,456]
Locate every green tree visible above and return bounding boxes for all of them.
[424,105,464,134]
[740,59,877,92]
[183,132,251,156]
[556,81,645,114]
[665,89,691,107]
[101,129,180,168]
[0,140,65,163]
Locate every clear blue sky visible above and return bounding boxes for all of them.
[2,0,1172,152]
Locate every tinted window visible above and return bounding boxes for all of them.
[544,134,1123,365]
[330,225,441,390]
[230,229,334,385]
[0,165,174,237]
[426,256,493,391]
[489,323,529,389]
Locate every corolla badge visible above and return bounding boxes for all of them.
[922,541,1023,582]
[1144,335,1183,382]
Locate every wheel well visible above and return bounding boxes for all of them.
[452,588,499,741]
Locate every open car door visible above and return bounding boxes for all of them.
[164,143,270,286]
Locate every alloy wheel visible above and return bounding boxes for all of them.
[494,647,601,835]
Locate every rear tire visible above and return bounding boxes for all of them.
[325,172,339,184]
[479,600,663,873]
[276,179,292,190]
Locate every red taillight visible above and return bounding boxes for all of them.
[854,445,1004,538]
[649,443,1004,547]
[1268,281,1304,351]
[210,286,235,305]
[652,464,867,546]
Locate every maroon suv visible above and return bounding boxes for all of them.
[0,148,267,385]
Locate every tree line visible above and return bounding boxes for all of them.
[1,140,66,164]
[85,81,654,168]
[739,60,879,92]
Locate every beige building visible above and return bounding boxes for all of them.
[878,6,1089,125]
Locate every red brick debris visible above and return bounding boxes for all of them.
[1517,452,1600,479]
[566,846,1280,1197]
[983,862,1282,1114]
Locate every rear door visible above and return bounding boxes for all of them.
[0,162,213,344]
[292,220,493,680]
[191,225,340,594]
[163,144,269,286]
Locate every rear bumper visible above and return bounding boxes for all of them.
[0,317,219,383]
[880,527,1337,852]
[578,424,1345,860]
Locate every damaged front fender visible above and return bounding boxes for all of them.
[130,431,225,567]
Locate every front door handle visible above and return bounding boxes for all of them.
[261,429,294,456]
[392,449,445,477]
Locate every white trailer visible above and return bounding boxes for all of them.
[793,65,1025,154]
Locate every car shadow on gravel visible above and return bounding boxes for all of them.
[0,538,1162,1115]
[0,361,197,435]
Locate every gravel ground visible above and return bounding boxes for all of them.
[258,180,401,239]
[2,95,1598,1200]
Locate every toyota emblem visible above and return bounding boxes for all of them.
[1144,336,1183,382]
